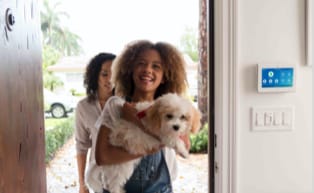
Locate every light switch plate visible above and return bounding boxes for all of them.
[251,106,294,131]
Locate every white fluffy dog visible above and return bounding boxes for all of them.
[86,93,201,193]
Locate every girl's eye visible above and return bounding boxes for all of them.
[153,64,161,69]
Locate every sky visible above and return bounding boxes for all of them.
[57,0,199,56]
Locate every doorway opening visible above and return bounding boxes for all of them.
[41,0,213,193]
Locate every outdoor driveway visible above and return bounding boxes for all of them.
[46,136,208,193]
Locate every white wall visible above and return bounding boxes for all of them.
[237,0,312,192]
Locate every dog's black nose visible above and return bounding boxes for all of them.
[173,125,179,131]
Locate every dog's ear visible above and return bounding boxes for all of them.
[145,100,162,135]
[190,106,202,133]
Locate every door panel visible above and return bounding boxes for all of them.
[0,0,46,192]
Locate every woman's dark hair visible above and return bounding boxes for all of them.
[84,52,116,102]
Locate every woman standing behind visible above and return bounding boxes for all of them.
[95,40,189,193]
[75,53,116,193]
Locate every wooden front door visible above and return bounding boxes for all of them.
[0,0,46,192]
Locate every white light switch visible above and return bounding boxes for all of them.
[264,112,273,125]
[256,112,264,126]
[283,110,292,126]
[251,106,294,131]
[273,111,282,126]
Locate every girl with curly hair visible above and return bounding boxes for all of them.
[95,40,189,193]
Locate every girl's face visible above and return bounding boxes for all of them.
[132,49,164,97]
[98,60,112,97]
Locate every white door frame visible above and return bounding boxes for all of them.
[214,0,238,192]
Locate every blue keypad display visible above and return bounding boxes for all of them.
[261,68,294,88]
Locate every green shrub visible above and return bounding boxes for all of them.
[45,117,74,163]
[189,123,208,153]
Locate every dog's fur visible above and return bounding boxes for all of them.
[86,93,202,193]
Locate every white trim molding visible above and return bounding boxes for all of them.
[214,0,238,192]
[306,0,312,66]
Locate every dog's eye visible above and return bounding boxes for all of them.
[180,115,188,120]
[166,114,173,119]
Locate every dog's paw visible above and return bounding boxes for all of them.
[175,138,190,158]
[85,163,104,193]
[85,180,103,193]
[175,147,189,158]
[178,150,189,158]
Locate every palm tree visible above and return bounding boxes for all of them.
[50,27,82,56]
[40,0,83,56]
[41,0,66,44]
[40,0,83,91]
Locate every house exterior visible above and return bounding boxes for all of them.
[47,55,90,94]
[48,54,199,97]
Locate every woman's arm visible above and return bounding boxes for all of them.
[76,153,89,193]
[75,101,91,192]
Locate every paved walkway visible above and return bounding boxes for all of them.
[46,136,208,193]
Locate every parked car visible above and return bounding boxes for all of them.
[44,89,77,118]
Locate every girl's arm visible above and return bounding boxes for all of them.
[120,102,145,130]
[95,125,142,165]
[95,125,161,165]
[95,100,164,165]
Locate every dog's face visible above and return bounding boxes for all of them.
[159,104,191,136]
[146,93,201,138]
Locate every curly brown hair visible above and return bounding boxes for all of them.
[112,40,188,99]
[84,52,116,102]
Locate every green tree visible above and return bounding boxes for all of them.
[42,45,63,91]
[41,0,83,91]
[43,72,63,91]
[50,28,82,56]
[42,45,60,70]
[179,27,199,62]
[41,0,83,56]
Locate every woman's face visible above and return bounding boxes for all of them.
[98,60,112,97]
[132,49,164,96]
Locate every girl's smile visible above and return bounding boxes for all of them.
[132,49,164,98]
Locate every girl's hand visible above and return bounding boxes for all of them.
[121,102,145,130]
